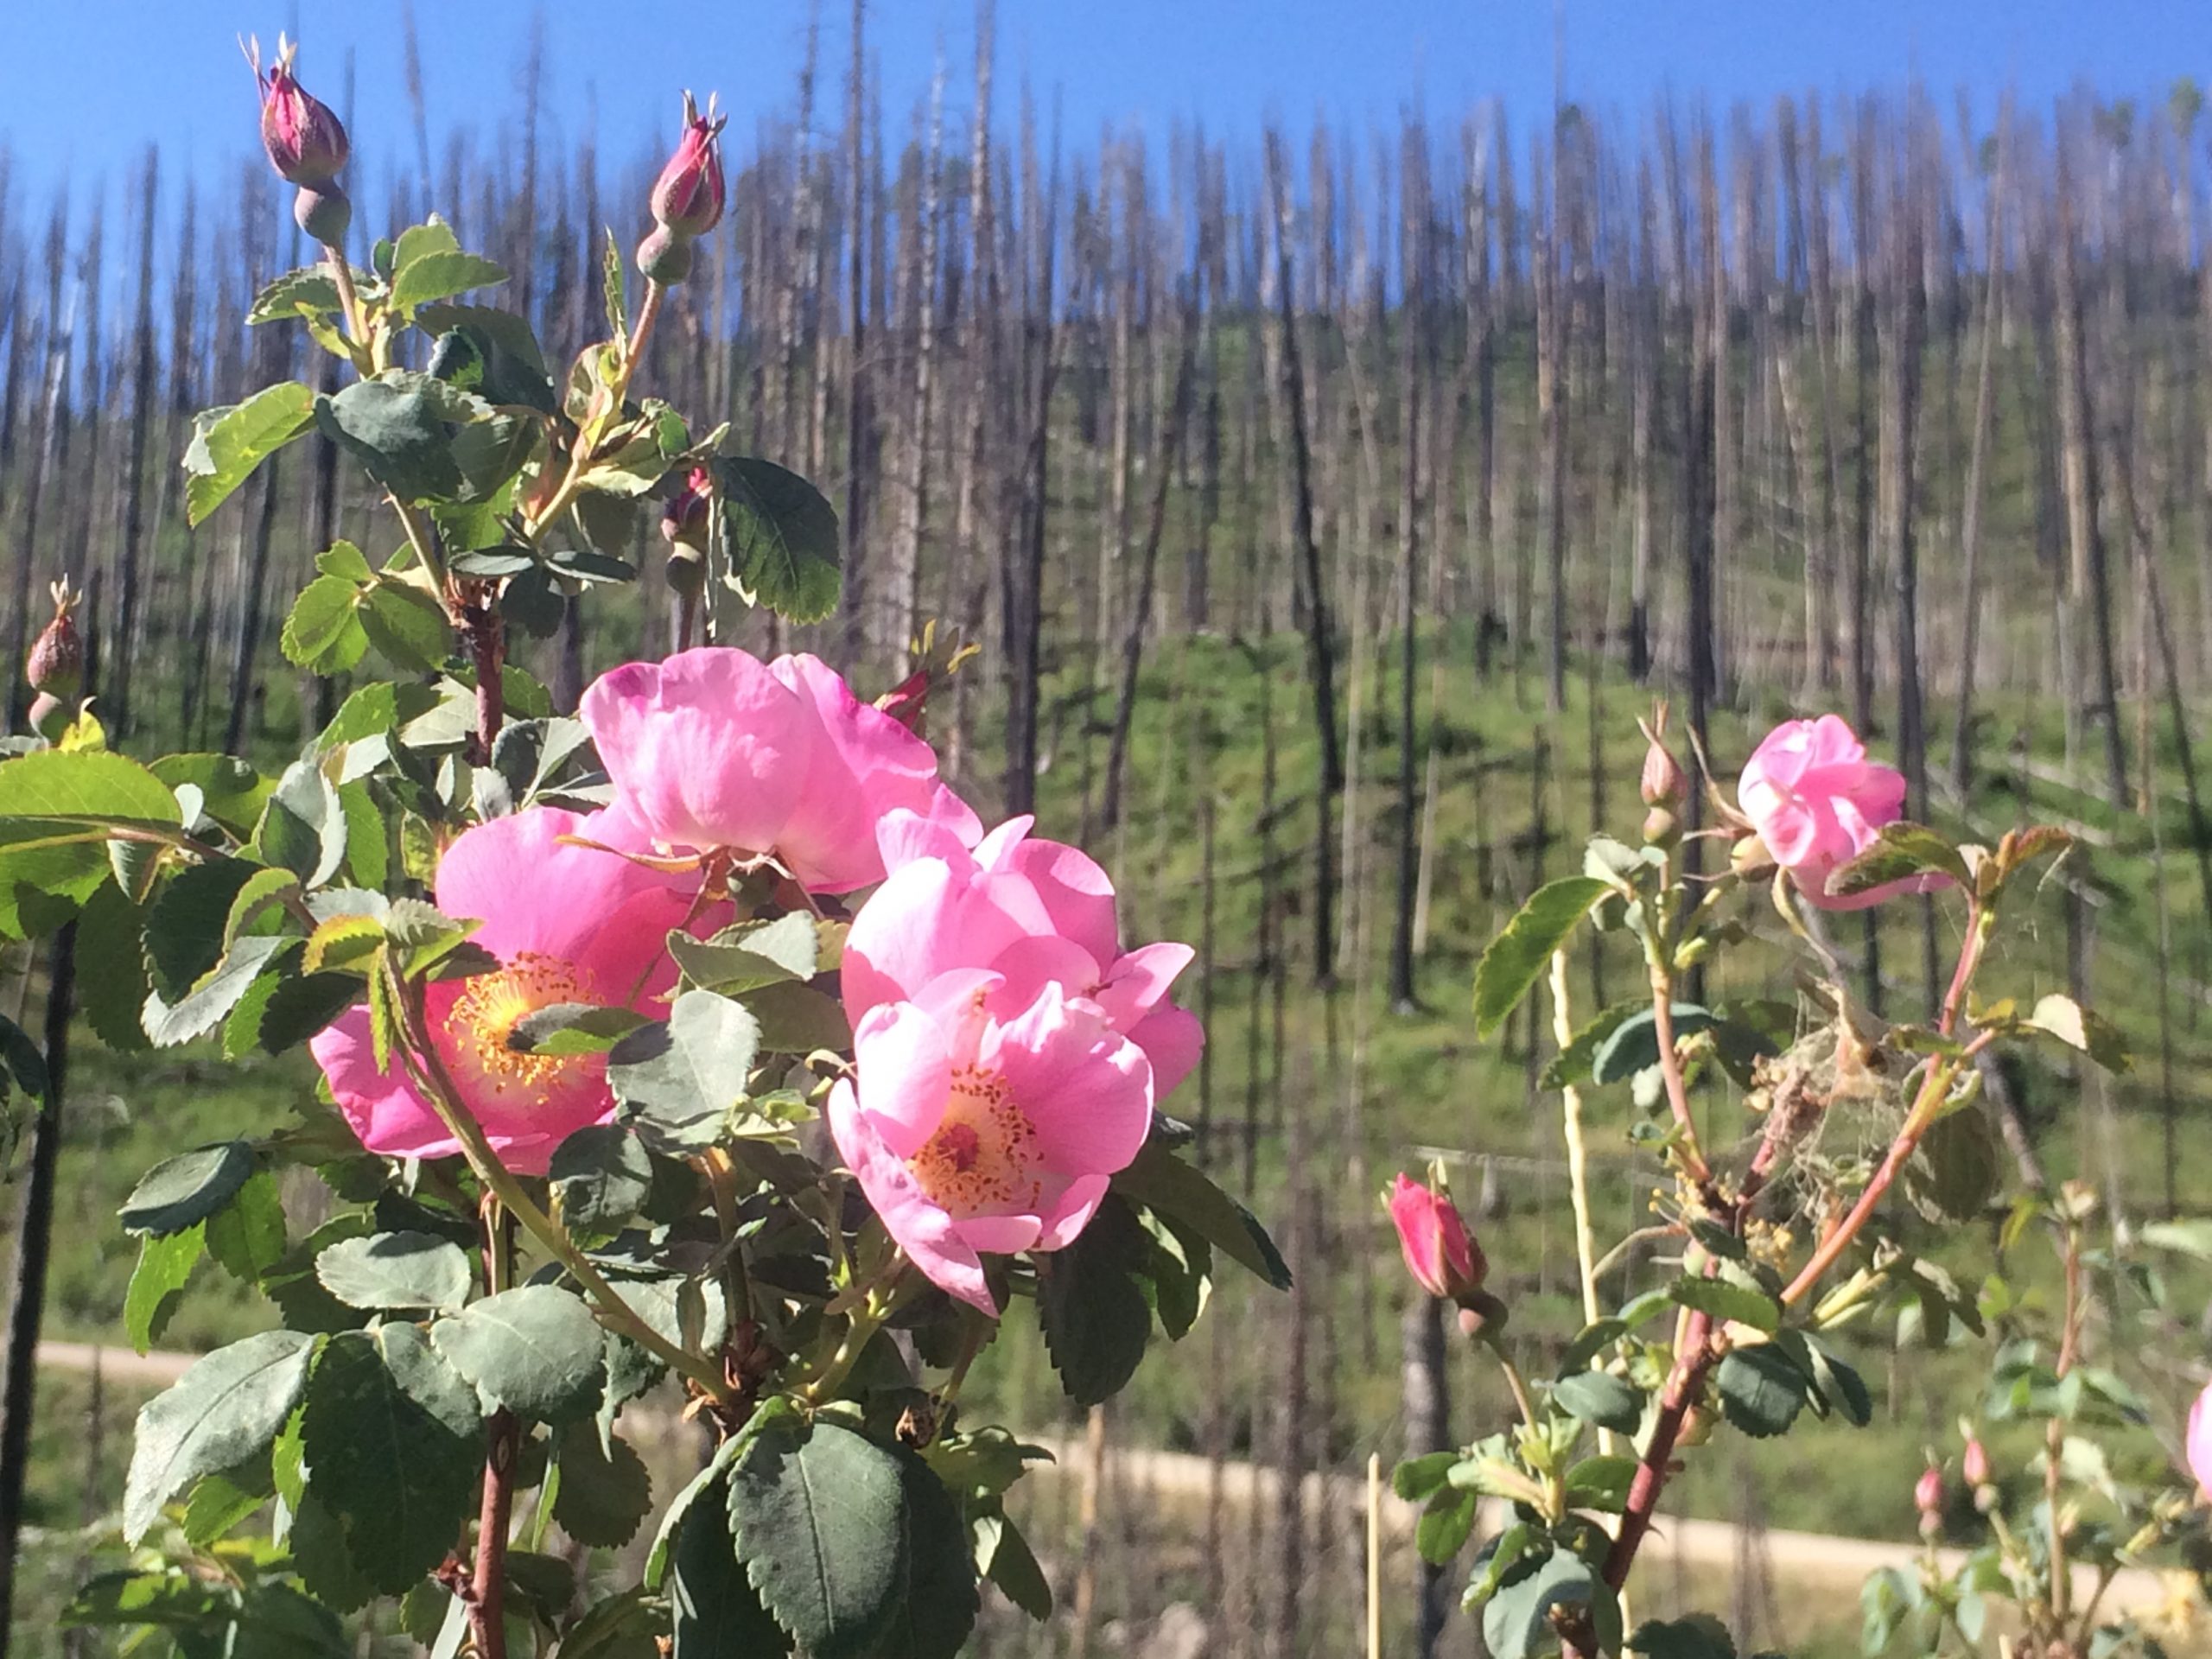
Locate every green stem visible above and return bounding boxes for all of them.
[390,972,735,1409]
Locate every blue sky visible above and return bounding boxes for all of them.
[2,0,2207,217]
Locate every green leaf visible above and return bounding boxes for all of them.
[1416,1484,1479,1563]
[1543,1000,1648,1089]
[1037,1198,1154,1406]
[550,1126,654,1244]
[551,1422,655,1549]
[1483,1549,1623,1659]
[0,749,183,938]
[183,382,318,525]
[646,1436,746,1591]
[1669,1269,1782,1333]
[390,250,510,312]
[1563,1453,1640,1513]
[256,761,348,889]
[151,754,274,840]
[245,264,344,324]
[1552,1370,1645,1433]
[670,913,819,994]
[556,1590,664,1659]
[608,990,760,1149]
[419,305,555,414]
[179,1468,269,1545]
[431,1284,604,1421]
[712,456,842,624]
[1394,1451,1461,1503]
[124,1228,204,1354]
[76,880,152,1052]
[1630,1613,1739,1659]
[298,1326,480,1594]
[204,1167,288,1281]
[121,1141,256,1235]
[510,1001,647,1056]
[2140,1219,2212,1262]
[142,936,288,1046]
[1109,1139,1293,1289]
[281,574,371,672]
[1800,1332,1875,1427]
[1471,876,1610,1039]
[123,1329,317,1542]
[872,1452,982,1659]
[1904,1103,2001,1224]
[315,1231,474,1312]
[2023,994,2133,1073]
[727,1418,906,1659]
[357,579,452,675]
[1590,1003,1716,1087]
[315,371,483,502]
[741,981,852,1054]
[972,1508,1052,1621]
[1714,1344,1808,1439]
[144,858,264,998]
[1824,821,1971,899]
[672,1466,791,1657]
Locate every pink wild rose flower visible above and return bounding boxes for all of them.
[842,811,1203,1103]
[579,647,979,893]
[1388,1173,1485,1302]
[828,970,1154,1313]
[309,806,718,1175]
[1736,715,1951,911]
[2188,1380,2212,1500]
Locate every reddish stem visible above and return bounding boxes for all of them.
[1604,1309,1716,1588]
[469,1408,518,1658]
[465,590,505,767]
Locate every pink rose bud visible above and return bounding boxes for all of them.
[1388,1173,1486,1304]
[2187,1380,2212,1500]
[1737,715,1953,911]
[255,38,348,186]
[27,579,82,702]
[661,467,712,550]
[1915,1464,1944,1535]
[1639,728,1686,810]
[1962,1438,1990,1490]
[650,92,727,238]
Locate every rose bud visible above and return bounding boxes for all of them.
[1962,1437,1990,1490]
[649,92,728,238]
[1388,1173,1486,1305]
[1915,1464,1944,1537]
[27,579,83,703]
[255,37,349,187]
[1639,720,1686,810]
[660,467,712,552]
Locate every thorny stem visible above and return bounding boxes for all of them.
[2046,1219,2086,1637]
[1603,1308,1718,1590]
[468,1199,517,1659]
[389,974,738,1411]
[1938,900,1991,1039]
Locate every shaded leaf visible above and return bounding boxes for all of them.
[1472,876,1609,1039]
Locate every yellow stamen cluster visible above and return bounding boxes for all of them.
[443,951,596,1113]
[907,1063,1043,1218]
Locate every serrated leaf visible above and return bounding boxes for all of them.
[144,858,264,997]
[315,1231,474,1312]
[727,1418,906,1659]
[608,990,760,1149]
[1472,876,1609,1039]
[124,1228,204,1354]
[973,1507,1052,1621]
[124,1329,317,1541]
[142,936,288,1046]
[1669,1270,1781,1333]
[711,456,842,625]
[1563,1453,1640,1512]
[1036,1198,1153,1406]
[204,1167,288,1281]
[2024,994,2133,1073]
[510,1001,647,1056]
[669,912,818,995]
[1714,1345,1808,1439]
[1551,1370,1645,1433]
[551,1422,654,1549]
[1417,1484,1480,1563]
[121,1141,256,1235]
[672,1466,791,1656]
[315,372,481,502]
[1109,1138,1292,1289]
[1824,821,1970,899]
[390,250,510,312]
[431,1284,604,1421]
[245,264,345,325]
[0,749,184,939]
[1630,1613,1739,1659]
[281,575,371,673]
[550,1126,654,1244]
[1590,1003,1716,1086]
[1483,1548,1623,1659]
[298,1326,480,1593]
[741,981,852,1054]
[183,382,318,525]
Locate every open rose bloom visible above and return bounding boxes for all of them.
[1737,715,1952,911]
[310,807,715,1175]
[581,647,978,893]
[829,974,1154,1313]
[830,810,1204,1309]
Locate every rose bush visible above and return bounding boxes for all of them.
[0,47,1288,1659]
